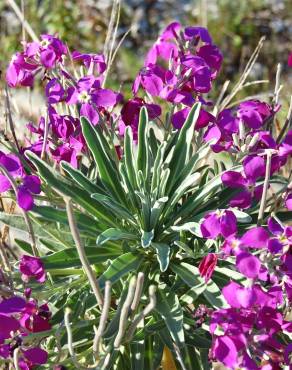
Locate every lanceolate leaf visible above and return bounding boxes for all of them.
[171,262,226,308]
[98,252,143,289]
[80,116,128,206]
[61,160,107,195]
[96,228,137,245]
[141,229,154,248]
[137,107,149,180]
[32,205,102,234]
[152,243,170,272]
[0,212,72,249]
[41,246,121,269]
[166,102,201,194]
[124,126,138,190]
[25,151,116,226]
[155,288,185,347]
[91,193,135,221]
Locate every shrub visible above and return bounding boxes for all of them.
[0,20,291,370]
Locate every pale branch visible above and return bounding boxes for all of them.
[93,281,111,359]
[64,197,103,309]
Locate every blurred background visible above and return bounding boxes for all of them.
[0,0,291,123]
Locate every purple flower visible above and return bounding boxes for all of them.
[181,55,212,93]
[50,140,82,168]
[171,107,214,130]
[0,152,41,211]
[284,343,292,365]
[72,51,106,74]
[184,26,213,44]
[285,193,292,210]
[0,297,26,314]
[221,155,265,209]
[0,314,20,339]
[267,217,292,254]
[6,53,36,87]
[45,78,65,104]
[236,251,261,279]
[144,22,180,66]
[240,227,270,249]
[222,281,257,308]
[133,65,165,97]
[66,75,122,125]
[212,335,239,367]
[6,35,67,88]
[200,209,237,239]
[120,98,161,138]
[203,109,238,152]
[279,129,292,158]
[237,100,274,129]
[197,44,223,78]
[22,347,48,366]
[20,300,51,333]
[20,255,46,283]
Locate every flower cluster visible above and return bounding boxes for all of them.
[199,211,292,368]
[0,256,49,369]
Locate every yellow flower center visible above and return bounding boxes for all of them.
[78,91,90,103]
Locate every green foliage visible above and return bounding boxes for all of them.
[6,102,285,369]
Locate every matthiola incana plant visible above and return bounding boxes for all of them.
[0,19,291,370]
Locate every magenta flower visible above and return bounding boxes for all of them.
[200,209,237,239]
[0,152,41,211]
[279,129,292,158]
[6,53,36,87]
[237,100,274,129]
[222,281,257,308]
[171,107,214,130]
[72,51,106,74]
[144,22,180,66]
[0,314,20,339]
[203,109,239,152]
[221,155,265,209]
[120,97,161,139]
[66,75,122,125]
[197,44,223,78]
[133,65,165,97]
[184,26,213,43]
[135,23,222,107]
[6,35,67,88]
[0,296,26,314]
[212,335,239,367]
[45,78,65,104]
[22,347,48,367]
[198,253,218,282]
[267,217,292,254]
[236,251,261,279]
[240,226,270,249]
[20,300,51,333]
[285,193,292,210]
[19,255,46,283]
[38,34,67,68]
